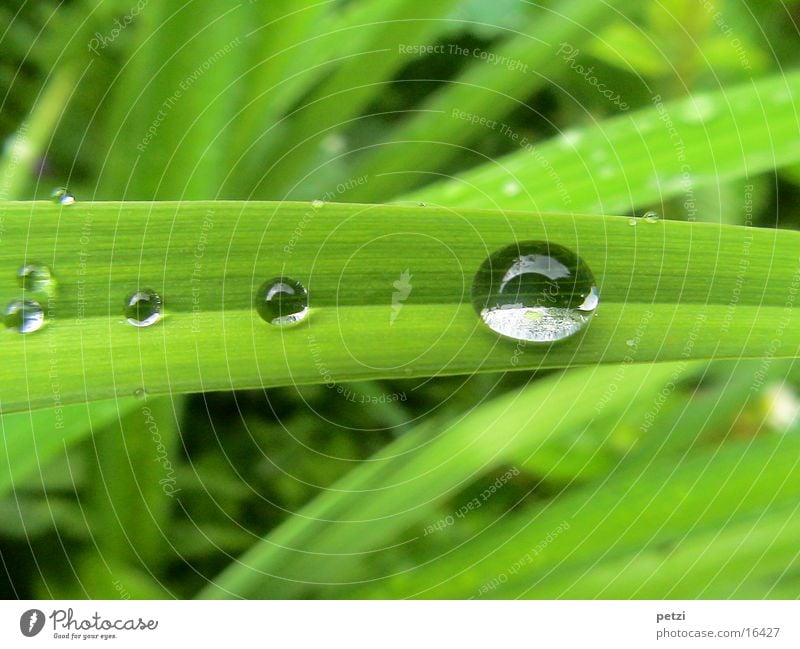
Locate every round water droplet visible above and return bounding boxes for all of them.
[311,199,325,209]
[628,217,637,226]
[256,277,309,326]
[560,129,583,147]
[17,263,56,294]
[502,181,521,197]
[51,187,75,205]
[471,241,598,343]
[124,289,162,327]
[683,97,717,124]
[134,388,148,400]
[643,211,660,223]
[4,298,45,334]
[417,202,427,207]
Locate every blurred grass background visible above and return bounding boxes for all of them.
[2,0,800,599]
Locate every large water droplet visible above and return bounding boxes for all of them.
[124,289,162,327]
[4,298,45,334]
[18,263,56,294]
[471,241,598,343]
[642,210,660,223]
[256,277,309,326]
[51,187,75,205]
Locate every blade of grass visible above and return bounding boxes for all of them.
[2,200,800,413]
[345,0,626,201]
[256,0,461,198]
[359,431,800,598]
[0,398,138,495]
[195,362,688,598]
[410,70,800,212]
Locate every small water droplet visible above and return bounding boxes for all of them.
[320,133,347,155]
[502,181,521,197]
[124,289,162,327]
[4,298,45,334]
[311,199,325,209]
[560,129,583,147]
[628,217,637,226]
[134,388,148,400]
[417,202,427,207]
[51,187,75,205]
[256,277,309,326]
[17,263,56,294]
[683,96,717,124]
[643,210,660,223]
[471,241,598,343]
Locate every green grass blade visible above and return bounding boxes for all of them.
[0,398,138,495]
[257,0,461,198]
[197,362,680,598]
[363,431,800,598]
[2,200,800,412]
[411,71,800,211]
[346,0,626,201]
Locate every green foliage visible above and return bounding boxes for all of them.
[1,0,799,601]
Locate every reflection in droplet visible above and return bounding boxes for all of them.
[51,187,75,205]
[256,277,309,326]
[472,241,598,343]
[4,298,45,334]
[124,289,162,327]
[18,263,56,295]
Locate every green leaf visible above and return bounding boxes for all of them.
[1,200,799,413]
[412,71,800,213]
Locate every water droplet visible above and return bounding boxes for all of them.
[124,289,162,327]
[418,202,427,207]
[4,298,45,334]
[560,129,583,147]
[320,133,347,155]
[628,217,637,226]
[17,263,56,294]
[134,388,148,400]
[51,187,75,205]
[471,241,598,343]
[311,199,325,209]
[502,181,521,197]
[256,277,309,326]
[626,339,636,347]
[683,96,717,124]
[643,210,660,223]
